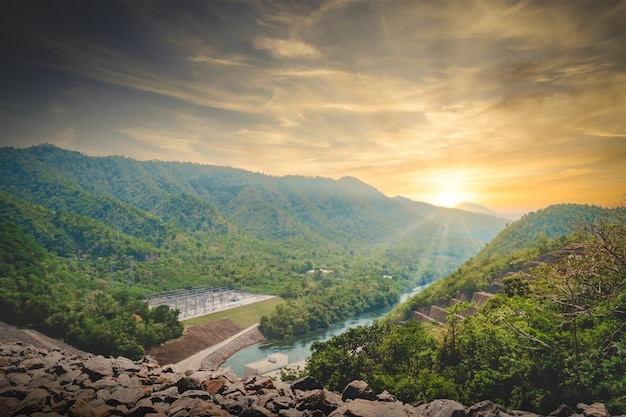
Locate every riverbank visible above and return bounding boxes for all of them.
[175,323,264,371]
[199,325,266,370]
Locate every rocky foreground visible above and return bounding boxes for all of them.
[0,343,614,417]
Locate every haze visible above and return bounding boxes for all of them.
[1,0,624,212]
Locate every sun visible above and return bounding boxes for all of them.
[433,192,464,208]
[429,179,474,208]
[419,171,477,208]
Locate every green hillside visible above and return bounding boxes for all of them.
[308,201,625,413]
[397,203,608,312]
[0,144,509,354]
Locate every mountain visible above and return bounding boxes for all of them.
[0,144,509,355]
[394,197,508,242]
[307,201,624,414]
[0,144,509,270]
[455,201,499,216]
[399,202,608,309]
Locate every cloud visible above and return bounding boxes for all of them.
[1,0,624,211]
[254,36,321,58]
[187,55,250,67]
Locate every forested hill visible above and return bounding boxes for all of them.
[0,144,509,356]
[0,144,511,289]
[0,144,507,247]
[307,200,624,414]
[397,202,609,312]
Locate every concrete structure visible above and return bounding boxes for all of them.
[146,285,275,320]
[243,353,289,377]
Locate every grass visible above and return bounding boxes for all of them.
[181,297,284,328]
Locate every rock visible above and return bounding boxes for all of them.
[106,386,146,406]
[342,380,376,402]
[8,372,32,386]
[248,403,279,417]
[161,364,181,373]
[1,385,33,400]
[68,398,115,417]
[0,342,615,417]
[82,356,113,380]
[27,372,56,388]
[281,409,325,417]
[245,375,276,393]
[583,403,610,417]
[180,389,212,400]
[296,389,343,415]
[468,400,513,417]
[31,412,66,417]
[18,357,45,371]
[266,394,293,413]
[15,387,50,415]
[111,356,142,374]
[126,398,162,417]
[415,399,467,417]
[222,381,246,397]
[291,376,324,392]
[202,378,228,395]
[88,377,118,390]
[0,396,20,416]
[175,375,203,393]
[330,398,415,417]
[551,404,576,417]
[510,411,542,417]
[375,390,396,402]
[212,394,254,415]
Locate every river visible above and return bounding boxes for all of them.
[220,286,424,377]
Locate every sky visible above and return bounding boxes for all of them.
[0,0,624,212]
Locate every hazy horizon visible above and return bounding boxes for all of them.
[1,1,624,212]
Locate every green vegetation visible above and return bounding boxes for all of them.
[0,144,507,357]
[2,144,623,410]
[182,297,284,328]
[0,223,182,359]
[389,203,607,320]
[308,202,626,414]
[260,274,399,338]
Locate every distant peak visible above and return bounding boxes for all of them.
[455,202,499,215]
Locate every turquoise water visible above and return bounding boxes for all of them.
[220,287,423,376]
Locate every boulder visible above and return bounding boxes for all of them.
[296,389,343,415]
[82,356,114,380]
[68,398,116,417]
[175,375,203,393]
[202,378,228,395]
[291,375,324,392]
[330,398,416,417]
[14,387,50,415]
[245,375,276,393]
[415,399,467,417]
[112,357,142,374]
[583,403,610,417]
[106,386,146,406]
[550,404,576,417]
[376,390,397,402]
[468,400,514,417]
[8,372,32,386]
[126,398,162,417]
[342,380,376,401]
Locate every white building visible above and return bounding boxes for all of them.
[243,353,289,377]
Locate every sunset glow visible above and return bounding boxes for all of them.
[0,1,624,212]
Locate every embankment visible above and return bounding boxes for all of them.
[149,317,265,366]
